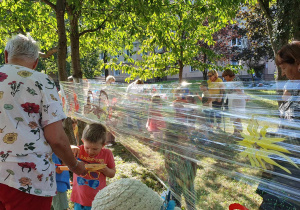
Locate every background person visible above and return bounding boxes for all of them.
[91,178,181,210]
[146,94,166,140]
[222,69,248,136]
[207,70,224,130]
[0,34,86,210]
[105,75,115,85]
[126,79,144,130]
[70,123,116,210]
[51,153,70,210]
[256,41,300,210]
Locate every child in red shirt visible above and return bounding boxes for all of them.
[146,95,166,139]
[70,123,116,210]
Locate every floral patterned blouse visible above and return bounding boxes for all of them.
[0,64,66,197]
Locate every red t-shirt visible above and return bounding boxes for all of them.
[70,145,115,207]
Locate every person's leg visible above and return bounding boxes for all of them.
[233,118,243,133]
[183,161,196,210]
[212,101,222,129]
[74,203,92,210]
[52,192,69,210]
[0,184,52,210]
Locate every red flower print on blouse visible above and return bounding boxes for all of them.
[18,162,37,172]
[21,103,40,116]
[0,72,8,82]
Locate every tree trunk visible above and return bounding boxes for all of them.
[104,51,108,78]
[63,117,76,145]
[178,60,183,83]
[259,0,291,81]
[67,4,82,81]
[203,54,207,80]
[292,0,300,40]
[55,0,68,81]
[77,120,87,145]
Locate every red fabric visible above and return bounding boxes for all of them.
[0,183,52,210]
[70,146,115,207]
[147,109,166,132]
[229,203,249,210]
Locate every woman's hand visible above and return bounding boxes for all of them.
[70,161,87,176]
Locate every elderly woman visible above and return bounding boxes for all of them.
[207,70,224,130]
[0,34,86,210]
[105,75,115,84]
[256,41,300,210]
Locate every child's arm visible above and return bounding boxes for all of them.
[99,166,116,178]
[197,93,202,100]
[71,145,80,158]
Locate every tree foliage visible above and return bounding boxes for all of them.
[102,0,252,82]
[257,0,300,80]
[234,4,273,79]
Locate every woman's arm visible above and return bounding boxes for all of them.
[44,121,87,176]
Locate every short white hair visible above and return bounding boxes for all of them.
[5,34,39,61]
[106,75,115,82]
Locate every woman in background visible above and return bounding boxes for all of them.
[256,41,300,210]
[207,70,224,130]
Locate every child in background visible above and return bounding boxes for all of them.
[146,95,166,139]
[186,95,197,126]
[51,153,70,210]
[164,104,197,210]
[70,123,116,210]
[197,81,213,138]
[197,81,212,108]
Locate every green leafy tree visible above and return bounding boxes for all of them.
[0,0,68,80]
[257,0,300,80]
[234,4,273,80]
[103,0,252,82]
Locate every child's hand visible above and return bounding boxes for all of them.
[71,145,80,157]
[56,167,63,174]
[98,166,108,174]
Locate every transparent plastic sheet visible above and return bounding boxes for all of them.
[59,79,300,209]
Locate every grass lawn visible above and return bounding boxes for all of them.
[68,138,262,210]
[66,81,284,210]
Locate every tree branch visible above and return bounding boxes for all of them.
[39,48,58,58]
[257,0,273,23]
[41,0,56,10]
[79,19,107,37]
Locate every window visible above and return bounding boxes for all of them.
[230,60,239,65]
[114,70,120,76]
[231,38,242,46]
[190,66,198,72]
[126,50,132,57]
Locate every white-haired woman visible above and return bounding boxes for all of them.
[0,34,86,210]
[105,75,115,84]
